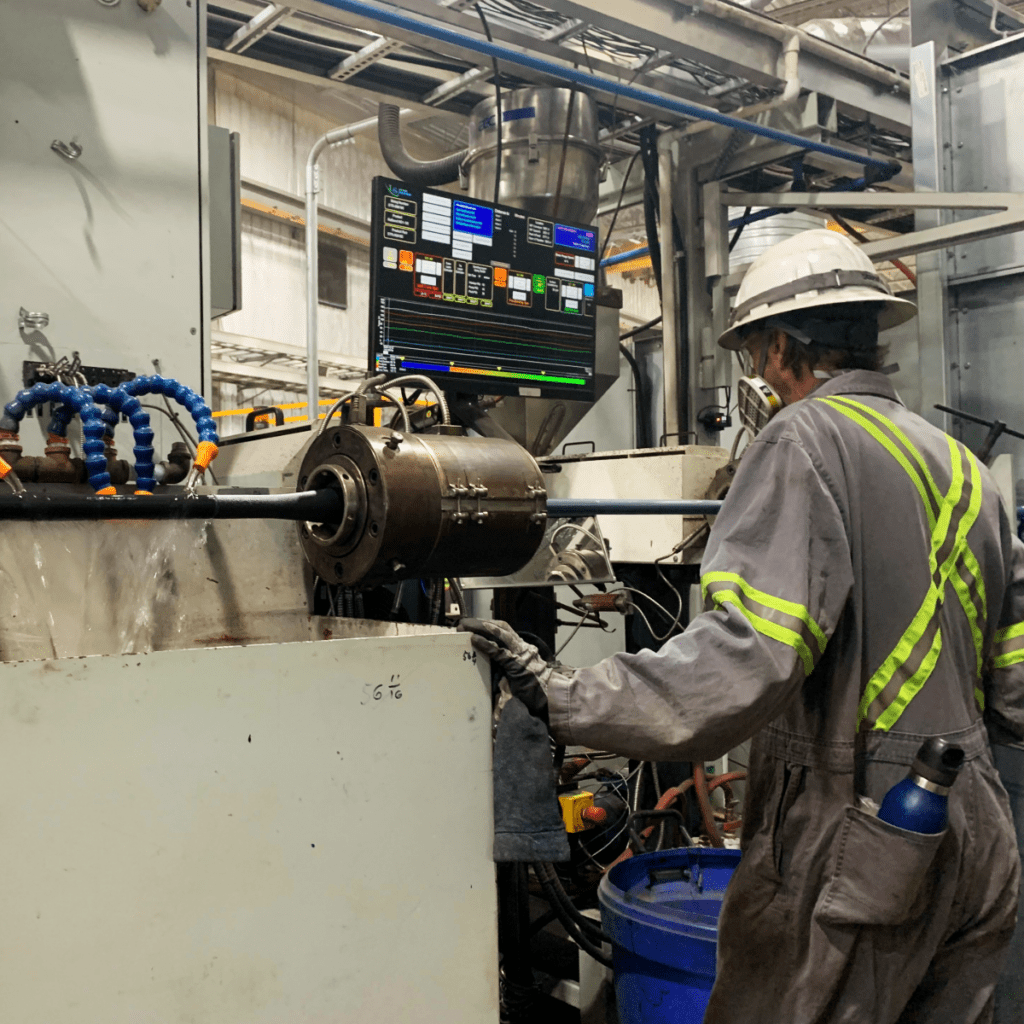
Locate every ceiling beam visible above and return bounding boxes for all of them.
[328,36,404,81]
[422,65,490,105]
[282,0,715,107]
[540,18,586,43]
[536,0,911,129]
[209,47,449,120]
[224,3,294,54]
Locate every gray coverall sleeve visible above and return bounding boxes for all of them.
[545,435,853,762]
[986,526,1024,745]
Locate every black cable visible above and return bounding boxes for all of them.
[552,88,577,221]
[598,149,641,268]
[728,207,751,253]
[430,578,444,625]
[535,863,607,947]
[638,125,663,302]
[517,630,555,662]
[619,315,662,341]
[533,864,613,967]
[139,402,219,485]
[475,4,503,207]
[0,489,345,522]
[529,906,559,935]
[619,341,651,450]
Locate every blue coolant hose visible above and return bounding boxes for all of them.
[1,375,219,495]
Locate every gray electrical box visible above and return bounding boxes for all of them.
[0,0,210,457]
[209,125,242,319]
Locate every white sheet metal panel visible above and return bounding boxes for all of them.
[948,37,1024,280]
[546,446,730,563]
[0,0,207,457]
[212,69,395,364]
[0,633,498,1023]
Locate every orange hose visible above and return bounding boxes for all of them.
[603,770,749,870]
[605,779,696,871]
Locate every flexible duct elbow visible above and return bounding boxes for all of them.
[377,103,468,187]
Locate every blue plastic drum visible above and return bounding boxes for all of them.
[598,847,741,1024]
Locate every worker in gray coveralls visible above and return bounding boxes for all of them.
[463,228,1024,1023]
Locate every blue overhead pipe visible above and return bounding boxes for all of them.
[601,245,650,269]
[308,0,899,180]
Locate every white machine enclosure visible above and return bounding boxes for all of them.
[0,0,210,457]
[543,446,731,563]
[0,633,499,1024]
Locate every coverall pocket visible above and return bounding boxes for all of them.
[815,806,946,927]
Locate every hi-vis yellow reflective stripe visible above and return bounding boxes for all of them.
[816,397,985,730]
[701,571,828,677]
[993,622,1024,669]
[831,397,989,668]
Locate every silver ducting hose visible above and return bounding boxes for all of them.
[377,103,468,186]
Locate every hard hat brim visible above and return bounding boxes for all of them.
[717,287,918,351]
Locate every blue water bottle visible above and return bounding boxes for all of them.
[877,737,965,834]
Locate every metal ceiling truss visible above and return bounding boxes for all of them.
[223,3,294,53]
[208,0,911,152]
[697,188,1024,384]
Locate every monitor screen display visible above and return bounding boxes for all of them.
[368,178,597,402]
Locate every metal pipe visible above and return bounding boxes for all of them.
[601,244,649,268]
[0,489,345,522]
[681,33,801,139]
[309,0,900,178]
[547,498,723,516]
[696,0,907,91]
[726,177,873,229]
[305,111,414,425]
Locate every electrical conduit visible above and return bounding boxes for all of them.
[305,110,415,424]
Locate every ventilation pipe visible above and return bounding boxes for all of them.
[800,18,910,74]
[377,103,469,186]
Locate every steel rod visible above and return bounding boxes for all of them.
[0,490,345,522]
[547,498,723,516]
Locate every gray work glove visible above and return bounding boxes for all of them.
[458,618,558,721]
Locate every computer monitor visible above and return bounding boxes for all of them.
[368,177,598,402]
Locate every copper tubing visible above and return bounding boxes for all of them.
[5,455,132,486]
[559,756,591,784]
[707,771,748,833]
[694,765,725,848]
[706,771,747,797]
[603,769,749,869]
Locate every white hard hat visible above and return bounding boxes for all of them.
[717,228,917,351]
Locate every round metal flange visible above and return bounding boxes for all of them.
[303,460,366,550]
[298,427,388,585]
[704,459,740,527]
